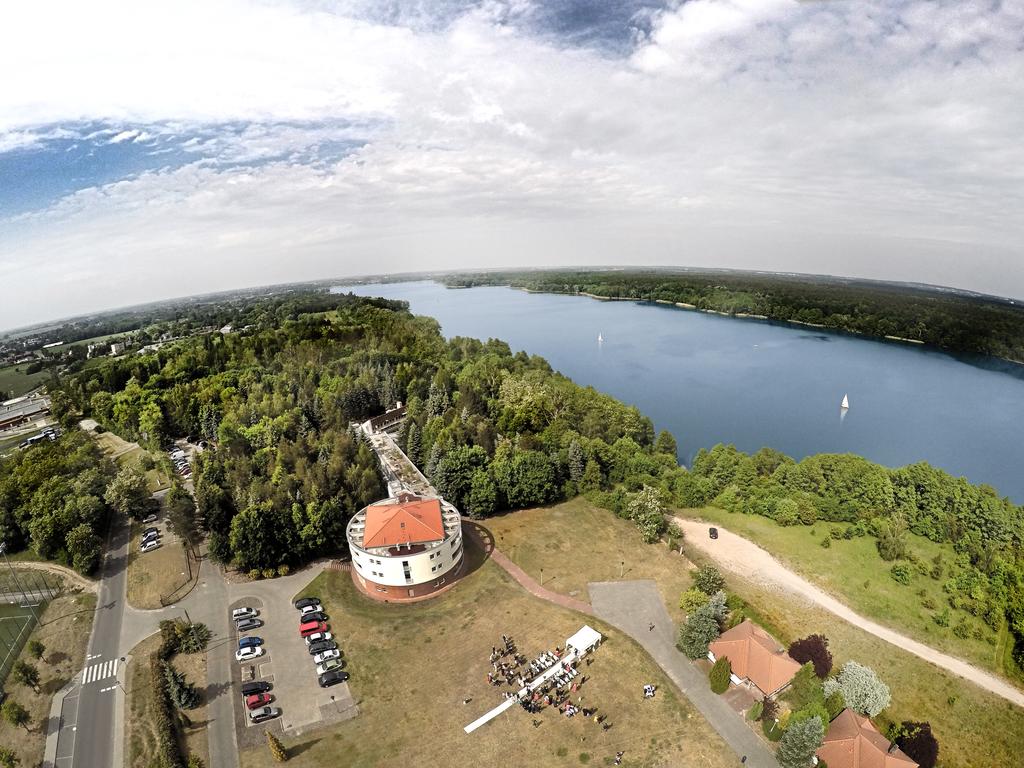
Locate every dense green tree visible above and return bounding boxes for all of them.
[0,700,30,731]
[776,715,824,768]
[66,523,102,574]
[104,466,150,520]
[11,661,39,690]
[654,430,677,456]
[432,446,488,511]
[692,565,725,595]
[466,470,497,519]
[824,662,890,717]
[788,634,833,678]
[0,746,19,768]
[677,591,726,659]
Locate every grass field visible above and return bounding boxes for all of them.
[127,521,192,609]
[489,498,1024,767]
[0,592,97,767]
[0,364,50,399]
[685,506,1017,679]
[92,430,171,493]
[125,634,209,768]
[240,541,735,768]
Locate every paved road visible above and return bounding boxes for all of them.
[675,516,1024,708]
[65,512,131,768]
[589,580,778,768]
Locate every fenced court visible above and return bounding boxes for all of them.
[0,604,41,683]
[0,568,60,683]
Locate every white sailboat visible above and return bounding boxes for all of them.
[597,332,604,343]
[840,393,850,409]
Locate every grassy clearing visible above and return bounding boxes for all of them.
[487,497,695,623]
[488,498,1023,767]
[175,646,210,765]
[0,364,50,399]
[240,540,735,768]
[126,521,191,609]
[687,506,1014,677]
[0,592,97,767]
[92,430,171,492]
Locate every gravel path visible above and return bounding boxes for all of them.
[674,516,1024,708]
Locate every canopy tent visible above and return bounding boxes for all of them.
[565,625,602,656]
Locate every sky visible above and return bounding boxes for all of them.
[1,0,1023,330]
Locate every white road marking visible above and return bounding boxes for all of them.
[81,659,118,685]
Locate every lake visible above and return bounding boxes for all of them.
[339,281,1024,502]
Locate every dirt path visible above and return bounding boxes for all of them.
[674,516,1024,708]
[12,560,97,592]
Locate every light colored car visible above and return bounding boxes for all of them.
[232,607,257,621]
[299,603,323,616]
[316,658,344,675]
[140,540,161,553]
[304,632,333,646]
[142,513,159,524]
[235,646,264,662]
[313,649,340,664]
[249,705,280,723]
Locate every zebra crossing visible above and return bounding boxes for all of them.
[81,656,119,686]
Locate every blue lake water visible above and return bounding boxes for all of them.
[339,281,1024,502]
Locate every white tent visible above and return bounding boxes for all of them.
[565,625,602,656]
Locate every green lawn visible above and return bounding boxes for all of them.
[0,363,50,398]
[685,506,1017,680]
[489,498,1024,768]
[241,538,735,768]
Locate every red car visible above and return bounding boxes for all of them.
[300,620,328,637]
[245,693,272,710]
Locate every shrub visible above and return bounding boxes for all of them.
[820,537,831,549]
[776,715,824,768]
[748,700,764,721]
[150,655,187,768]
[27,639,45,660]
[825,690,845,720]
[277,564,290,577]
[709,657,732,694]
[262,567,276,580]
[0,746,20,768]
[895,721,939,768]
[921,596,936,610]
[929,555,944,580]
[248,569,262,580]
[933,609,951,627]
[677,591,726,659]
[760,695,779,723]
[889,563,911,585]
[176,621,211,654]
[762,716,783,741]
[788,635,833,678]
[1,700,30,731]
[11,661,39,690]
[692,565,725,595]
[187,756,206,768]
[679,588,710,616]
[952,618,973,639]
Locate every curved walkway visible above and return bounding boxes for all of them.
[675,516,1024,708]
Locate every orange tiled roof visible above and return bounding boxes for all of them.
[817,709,918,768]
[362,496,445,549]
[708,619,801,695]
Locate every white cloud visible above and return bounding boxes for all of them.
[1,0,1023,328]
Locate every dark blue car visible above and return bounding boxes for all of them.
[238,636,264,649]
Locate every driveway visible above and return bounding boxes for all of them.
[674,516,1024,708]
[589,579,778,768]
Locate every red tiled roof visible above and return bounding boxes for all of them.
[708,619,801,695]
[818,709,918,768]
[362,496,445,549]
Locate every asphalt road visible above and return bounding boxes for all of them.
[66,512,130,768]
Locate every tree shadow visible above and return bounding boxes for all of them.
[288,737,322,758]
[46,651,69,665]
[41,676,70,695]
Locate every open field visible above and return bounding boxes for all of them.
[0,364,49,399]
[240,541,735,768]
[687,506,1018,679]
[92,429,171,492]
[0,592,97,767]
[127,521,191,609]
[489,498,1024,767]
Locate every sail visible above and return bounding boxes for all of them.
[598,333,603,343]
[841,394,850,409]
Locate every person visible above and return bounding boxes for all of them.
[614,751,624,765]
[649,622,655,632]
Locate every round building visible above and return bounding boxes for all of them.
[347,492,464,601]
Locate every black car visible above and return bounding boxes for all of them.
[301,611,328,623]
[143,527,159,537]
[294,596,320,610]
[318,669,350,688]
[709,527,719,540]
[307,640,338,656]
[240,681,272,696]
[142,531,160,543]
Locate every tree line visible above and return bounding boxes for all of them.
[442,269,1024,362]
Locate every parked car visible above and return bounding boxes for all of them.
[140,540,161,553]
[299,603,324,616]
[300,611,327,624]
[245,693,273,710]
[249,706,280,723]
[238,636,263,649]
[143,526,159,536]
[141,532,160,545]
[294,596,320,610]
[307,639,337,656]
[142,513,159,524]
[232,607,258,621]
[304,631,332,646]
[235,617,263,632]
[316,658,345,675]
[300,621,328,638]
[313,649,340,664]
[240,681,272,696]
[235,646,264,662]
[318,669,349,688]
[709,527,719,540]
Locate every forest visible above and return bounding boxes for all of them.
[54,291,679,575]
[441,269,1024,362]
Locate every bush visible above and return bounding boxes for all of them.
[679,588,710,615]
[677,591,726,659]
[748,700,764,721]
[760,695,779,723]
[788,635,833,678]
[692,565,725,595]
[952,618,974,639]
[262,567,276,580]
[895,721,939,768]
[150,655,187,768]
[709,657,732,694]
[890,563,911,585]
[921,596,936,610]
[776,715,824,768]
[248,569,262,580]
[933,609,951,627]
[27,639,45,660]
[762,716,783,741]
[825,690,845,720]
[187,756,206,768]
[820,537,831,549]
[176,622,212,654]
[277,564,290,577]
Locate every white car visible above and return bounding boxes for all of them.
[299,603,323,616]
[235,646,265,662]
[249,705,280,723]
[140,540,161,553]
[232,607,258,621]
[304,632,333,646]
[313,649,340,664]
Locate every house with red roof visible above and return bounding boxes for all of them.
[817,709,918,768]
[707,619,802,697]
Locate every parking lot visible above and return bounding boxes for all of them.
[229,578,357,748]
